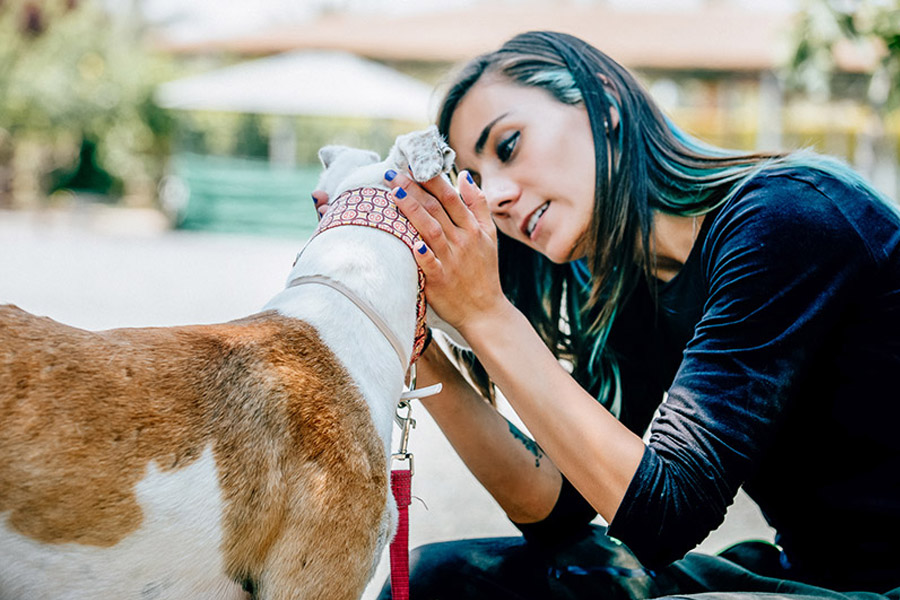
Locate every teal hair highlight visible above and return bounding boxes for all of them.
[522,68,583,105]
[655,118,896,216]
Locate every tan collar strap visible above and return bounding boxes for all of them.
[312,187,429,366]
[287,274,408,371]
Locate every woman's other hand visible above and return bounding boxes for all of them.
[387,169,513,338]
[311,190,330,220]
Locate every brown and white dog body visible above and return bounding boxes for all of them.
[0,127,455,600]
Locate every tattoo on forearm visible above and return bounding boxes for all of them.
[507,422,544,467]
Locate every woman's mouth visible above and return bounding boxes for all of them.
[524,202,550,238]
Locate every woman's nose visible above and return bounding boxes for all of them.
[483,177,519,214]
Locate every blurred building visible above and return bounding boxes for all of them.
[143,1,899,236]
[154,2,895,200]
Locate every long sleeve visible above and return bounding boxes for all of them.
[607,171,891,568]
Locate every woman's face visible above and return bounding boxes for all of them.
[448,77,597,263]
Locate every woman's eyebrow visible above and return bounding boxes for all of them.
[475,112,510,155]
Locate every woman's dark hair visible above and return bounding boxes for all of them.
[436,31,857,409]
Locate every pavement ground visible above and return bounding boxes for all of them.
[0,207,774,599]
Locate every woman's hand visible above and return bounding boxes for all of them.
[386,169,512,337]
[311,190,330,220]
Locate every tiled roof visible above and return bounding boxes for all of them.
[156,4,876,73]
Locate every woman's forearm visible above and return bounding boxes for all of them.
[415,339,563,523]
[459,302,646,523]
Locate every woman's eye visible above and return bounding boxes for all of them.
[496,131,520,162]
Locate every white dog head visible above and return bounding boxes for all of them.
[316,126,469,350]
[317,125,455,199]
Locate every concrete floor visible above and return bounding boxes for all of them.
[0,207,774,599]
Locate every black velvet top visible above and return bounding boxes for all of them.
[518,168,900,592]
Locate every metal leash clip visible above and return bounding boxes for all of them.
[393,399,416,475]
[393,362,442,476]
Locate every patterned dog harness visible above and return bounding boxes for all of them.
[296,187,428,369]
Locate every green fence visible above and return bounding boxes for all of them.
[167,153,321,239]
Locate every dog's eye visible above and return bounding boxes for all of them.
[496,131,520,162]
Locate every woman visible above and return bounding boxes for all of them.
[353,31,900,600]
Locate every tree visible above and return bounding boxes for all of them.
[0,0,175,207]
[787,0,900,198]
[789,0,899,109]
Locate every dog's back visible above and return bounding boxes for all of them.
[0,305,388,599]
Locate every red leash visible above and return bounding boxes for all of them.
[390,398,417,600]
[390,468,412,600]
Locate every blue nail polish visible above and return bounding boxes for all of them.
[417,243,428,254]
[311,194,318,205]
[466,172,474,185]
[385,169,397,182]
[395,187,407,199]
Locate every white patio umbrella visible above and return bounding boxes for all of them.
[156,50,436,164]
[155,50,435,122]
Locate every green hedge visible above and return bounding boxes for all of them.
[169,152,321,239]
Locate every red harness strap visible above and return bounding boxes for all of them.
[390,468,412,600]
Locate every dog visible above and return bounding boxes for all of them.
[0,126,456,599]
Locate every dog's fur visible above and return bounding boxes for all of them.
[0,127,454,600]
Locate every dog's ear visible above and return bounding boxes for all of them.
[318,145,380,169]
[316,145,382,198]
[318,145,351,169]
[390,125,456,183]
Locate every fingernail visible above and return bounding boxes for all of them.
[416,242,428,254]
[311,194,318,206]
[385,169,397,182]
[465,172,474,185]
[394,187,407,199]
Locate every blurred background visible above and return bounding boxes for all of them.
[0,1,897,598]
[1,0,898,232]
